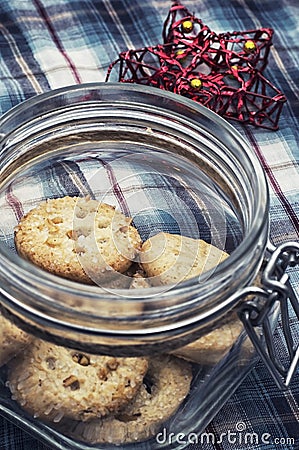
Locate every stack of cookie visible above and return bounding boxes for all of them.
[3,195,244,444]
[6,340,192,444]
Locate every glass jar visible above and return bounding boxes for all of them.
[0,83,298,449]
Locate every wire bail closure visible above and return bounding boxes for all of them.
[238,241,299,390]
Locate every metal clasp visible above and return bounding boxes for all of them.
[238,241,299,390]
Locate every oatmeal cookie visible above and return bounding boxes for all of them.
[171,314,244,365]
[64,354,193,444]
[140,232,228,285]
[7,339,148,423]
[14,196,142,284]
[0,310,32,367]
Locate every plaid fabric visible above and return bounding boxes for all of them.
[0,0,298,449]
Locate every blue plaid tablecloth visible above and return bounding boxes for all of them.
[0,0,298,449]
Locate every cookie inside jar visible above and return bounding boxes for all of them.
[1,149,247,446]
[5,338,193,445]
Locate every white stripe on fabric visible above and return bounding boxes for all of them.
[0,23,44,94]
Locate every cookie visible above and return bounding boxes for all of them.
[140,232,228,285]
[0,310,32,367]
[14,196,142,285]
[63,354,193,444]
[7,339,148,423]
[171,314,244,365]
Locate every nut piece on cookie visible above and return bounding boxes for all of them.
[63,354,193,444]
[140,232,228,285]
[128,265,151,289]
[0,310,32,367]
[6,339,148,423]
[14,196,142,285]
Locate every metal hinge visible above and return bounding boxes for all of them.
[238,241,299,390]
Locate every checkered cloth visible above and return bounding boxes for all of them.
[0,0,298,449]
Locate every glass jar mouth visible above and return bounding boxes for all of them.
[0,83,269,351]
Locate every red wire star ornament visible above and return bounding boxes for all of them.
[106,1,287,130]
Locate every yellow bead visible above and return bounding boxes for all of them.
[244,40,256,54]
[190,78,202,90]
[228,65,239,79]
[175,49,187,61]
[181,20,193,33]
